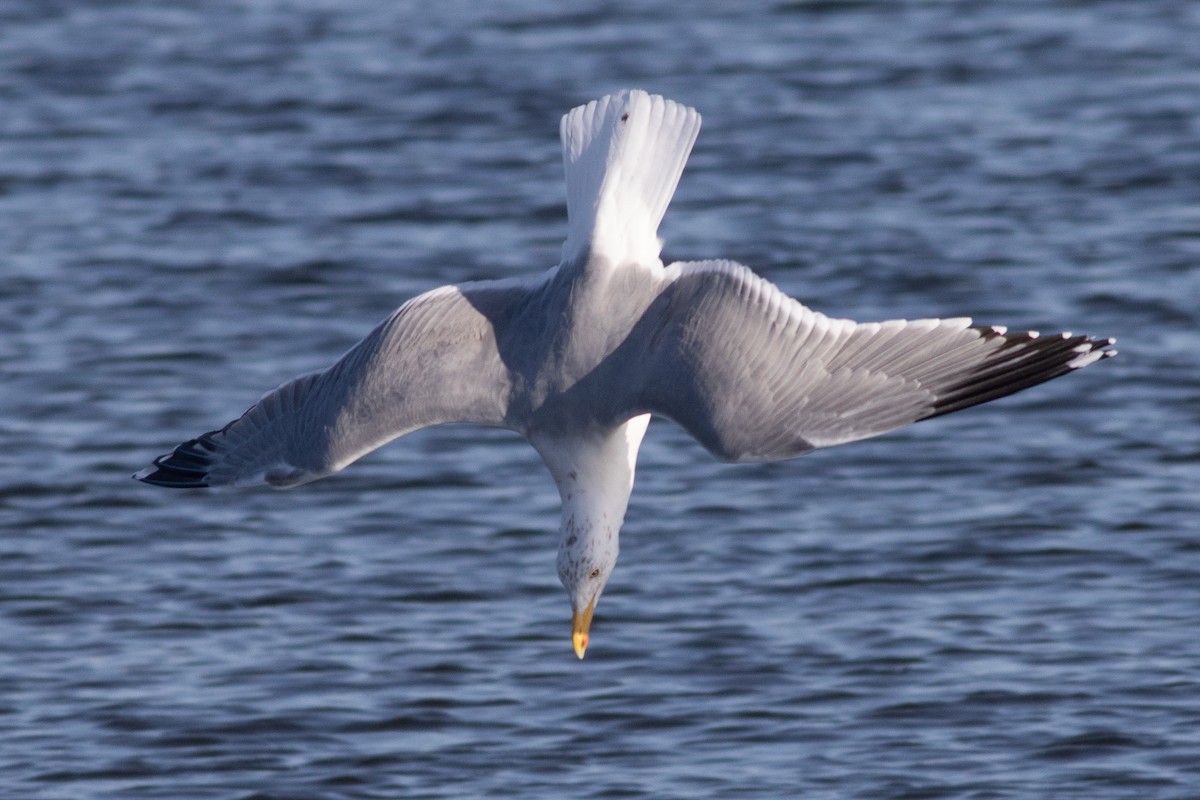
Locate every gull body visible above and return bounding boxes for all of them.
[137,91,1115,658]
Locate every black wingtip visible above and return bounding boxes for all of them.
[134,435,217,489]
[927,328,1117,420]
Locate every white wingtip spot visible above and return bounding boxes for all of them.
[1066,349,1106,369]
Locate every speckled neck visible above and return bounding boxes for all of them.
[532,415,651,593]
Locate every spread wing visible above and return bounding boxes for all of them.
[629,260,1115,462]
[136,278,533,488]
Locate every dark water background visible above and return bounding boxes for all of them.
[2,1,1199,798]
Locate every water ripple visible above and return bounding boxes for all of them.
[2,1,1198,798]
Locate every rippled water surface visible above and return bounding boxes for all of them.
[3,1,1199,798]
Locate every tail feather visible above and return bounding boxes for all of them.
[559,89,701,266]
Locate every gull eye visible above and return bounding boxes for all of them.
[589,568,601,579]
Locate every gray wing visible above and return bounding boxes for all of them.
[629,260,1115,462]
[136,278,531,488]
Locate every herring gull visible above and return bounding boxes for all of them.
[136,90,1115,658]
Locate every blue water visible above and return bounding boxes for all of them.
[3,1,1198,798]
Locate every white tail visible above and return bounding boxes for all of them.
[559,90,701,267]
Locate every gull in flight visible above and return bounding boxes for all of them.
[137,90,1115,658]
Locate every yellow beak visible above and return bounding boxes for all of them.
[571,596,597,659]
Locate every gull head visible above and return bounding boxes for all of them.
[539,416,650,659]
[557,523,618,659]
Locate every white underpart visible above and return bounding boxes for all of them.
[559,89,702,267]
[534,415,649,522]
